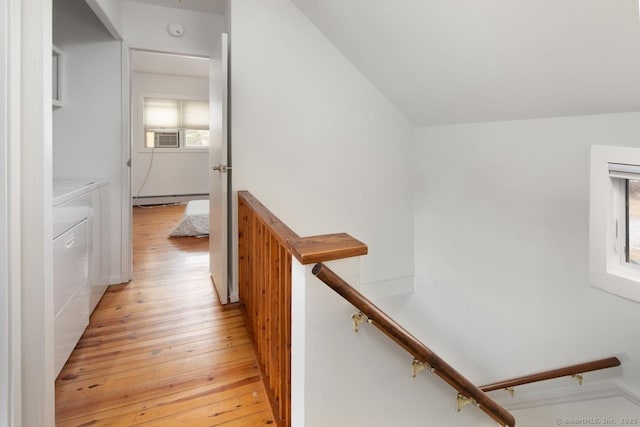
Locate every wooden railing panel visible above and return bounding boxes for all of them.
[283,251,292,424]
[238,198,249,328]
[238,194,293,427]
[268,234,275,396]
[239,191,365,427]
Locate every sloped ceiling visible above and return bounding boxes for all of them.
[291,0,640,126]
[125,0,226,15]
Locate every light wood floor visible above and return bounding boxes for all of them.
[55,204,275,427]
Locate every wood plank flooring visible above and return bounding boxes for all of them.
[55,204,275,427]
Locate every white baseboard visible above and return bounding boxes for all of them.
[229,291,239,304]
[132,194,208,206]
[360,275,414,299]
[109,275,128,285]
[492,380,640,411]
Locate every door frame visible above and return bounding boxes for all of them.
[1,0,10,422]
[17,0,56,424]
[0,0,22,424]
[120,42,132,284]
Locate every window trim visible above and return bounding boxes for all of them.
[590,145,640,303]
[137,93,210,153]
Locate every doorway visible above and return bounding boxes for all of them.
[128,50,211,208]
[125,47,230,304]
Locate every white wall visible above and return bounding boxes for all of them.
[123,2,225,58]
[411,112,640,422]
[131,72,210,199]
[53,0,123,282]
[229,0,415,291]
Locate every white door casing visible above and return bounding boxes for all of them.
[209,33,230,304]
[1,0,10,422]
[121,43,132,285]
[20,0,55,424]
[1,1,22,425]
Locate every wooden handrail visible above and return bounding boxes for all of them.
[238,190,300,242]
[480,357,621,393]
[238,191,368,264]
[312,262,516,427]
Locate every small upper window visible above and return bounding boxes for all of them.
[628,179,640,266]
[608,163,640,270]
[590,146,640,303]
[143,97,209,149]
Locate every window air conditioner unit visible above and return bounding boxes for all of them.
[153,130,180,148]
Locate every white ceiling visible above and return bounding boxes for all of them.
[125,0,226,15]
[131,50,209,78]
[291,0,640,126]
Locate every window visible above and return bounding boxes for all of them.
[590,146,640,303]
[607,163,640,270]
[628,179,640,266]
[143,97,209,148]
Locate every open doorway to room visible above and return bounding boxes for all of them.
[125,47,230,304]
[127,49,213,285]
[129,50,211,208]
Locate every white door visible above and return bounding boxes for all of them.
[209,33,230,304]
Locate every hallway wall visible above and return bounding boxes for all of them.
[229,0,415,295]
